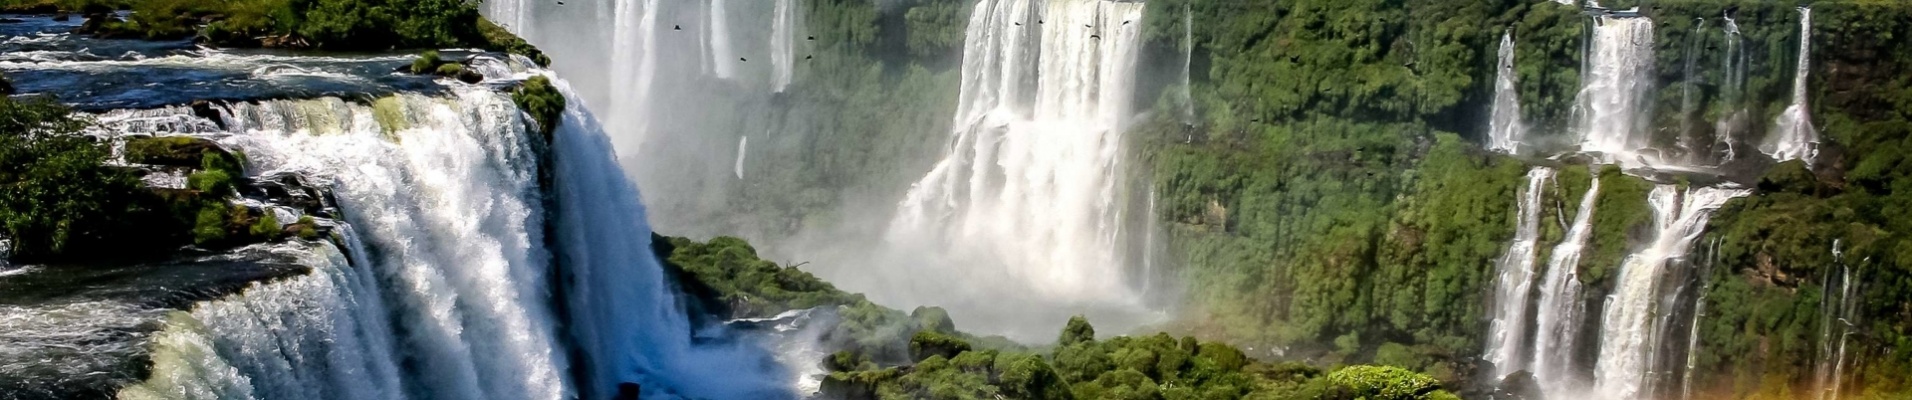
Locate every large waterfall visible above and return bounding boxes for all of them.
[885,0,1149,338]
[543,80,788,400]
[89,65,787,398]
[1576,16,1656,167]
[1765,7,1818,164]
[1484,167,1553,378]
[1592,185,1749,399]
[1531,173,1599,393]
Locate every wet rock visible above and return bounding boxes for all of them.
[248,173,333,218]
[0,17,25,23]
[1493,370,1544,400]
[190,100,227,130]
[51,12,68,22]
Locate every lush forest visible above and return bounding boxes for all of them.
[660,235,1469,400]
[1123,0,1912,398]
[0,0,546,59]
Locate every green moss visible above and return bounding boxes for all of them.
[511,75,565,140]
[411,50,442,74]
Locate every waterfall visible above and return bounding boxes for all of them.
[94,87,567,399]
[543,79,788,399]
[91,61,790,397]
[770,0,798,92]
[1179,3,1194,123]
[1531,172,1599,392]
[1677,18,1704,164]
[736,135,749,179]
[119,241,404,400]
[1813,241,1858,400]
[1487,31,1524,154]
[1593,185,1750,399]
[1715,12,1748,163]
[707,0,737,80]
[607,0,660,153]
[1765,7,1818,164]
[887,0,1145,325]
[1680,238,1720,400]
[1484,168,1554,378]
[1576,16,1656,166]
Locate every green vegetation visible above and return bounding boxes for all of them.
[31,0,548,57]
[661,235,1464,399]
[511,75,565,140]
[0,97,166,260]
[0,97,288,262]
[1686,3,1912,398]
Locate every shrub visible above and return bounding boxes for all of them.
[411,50,442,74]
[512,75,565,140]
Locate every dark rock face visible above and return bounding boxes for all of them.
[1493,370,1545,400]
[613,382,642,400]
[246,173,336,218]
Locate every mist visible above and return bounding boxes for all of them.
[489,0,1175,342]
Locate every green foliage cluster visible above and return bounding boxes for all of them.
[1686,4,1912,398]
[0,96,291,262]
[822,316,1464,400]
[0,97,166,260]
[59,0,546,57]
[663,235,861,317]
[511,75,565,141]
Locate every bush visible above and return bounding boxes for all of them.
[411,50,443,74]
[1326,365,1451,400]
[512,75,565,140]
[0,97,171,260]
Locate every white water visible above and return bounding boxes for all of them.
[90,64,791,397]
[119,241,403,400]
[1593,185,1750,399]
[606,0,661,153]
[1485,167,1554,378]
[770,0,798,92]
[736,135,749,179]
[1531,172,1598,393]
[1765,7,1818,164]
[1179,4,1195,123]
[707,0,737,80]
[543,79,788,399]
[1487,31,1524,154]
[1576,17,1656,167]
[886,0,1148,338]
[1714,13,1748,163]
[216,90,568,400]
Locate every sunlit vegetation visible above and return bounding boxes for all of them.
[0,97,286,262]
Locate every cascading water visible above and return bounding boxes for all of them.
[1530,172,1599,393]
[1812,241,1859,400]
[1593,185,1750,400]
[1484,167,1554,378]
[885,0,1148,339]
[707,0,737,80]
[1677,18,1704,164]
[1179,3,1195,123]
[542,79,789,399]
[736,135,749,179]
[606,0,660,153]
[84,60,791,398]
[1576,16,1656,166]
[106,88,573,400]
[770,0,798,92]
[1487,31,1525,154]
[118,241,404,400]
[1765,7,1817,164]
[1714,11,1748,163]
